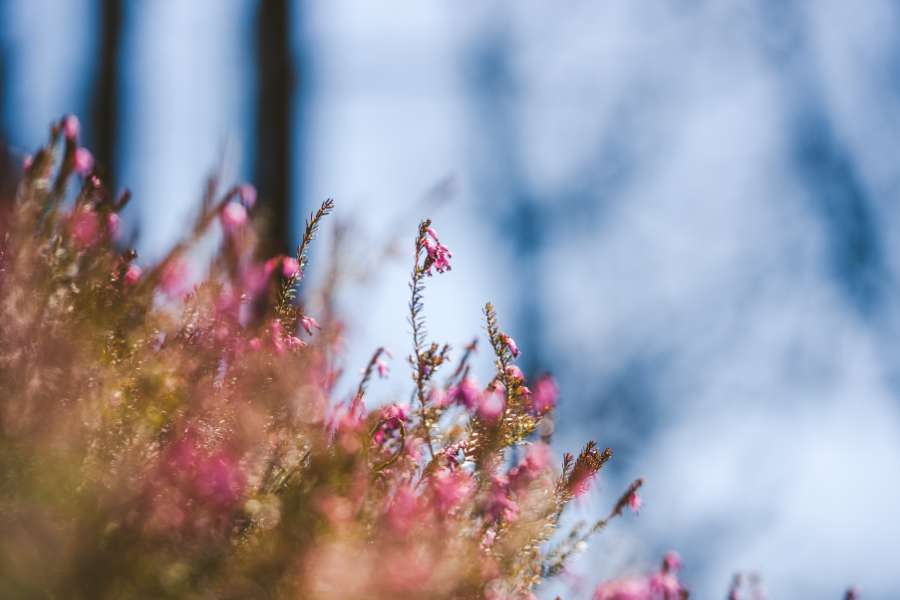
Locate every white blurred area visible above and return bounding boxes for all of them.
[4,1,900,597]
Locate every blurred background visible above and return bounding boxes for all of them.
[3,1,900,597]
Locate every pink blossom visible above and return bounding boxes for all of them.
[282,256,301,278]
[220,201,248,231]
[238,183,257,208]
[486,477,519,522]
[386,485,420,532]
[73,147,94,175]
[478,382,506,422]
[663,551,681,573]
[300,315,320,336]
[505,364,525,382]
[161,258,191,298]
[649,573,681,597]
[530,375,559,414]
[593,577,650,600]
[502,334,520,358]
[68,207,101,248]
[124,264,142,285]
[431,468,475,512]
[423,227,452,275]
[428,387,451,408]
[63,115,80,140]
[23,154,33,171]
[449,376,481,410]
[628,490,643,514]
[106,212,120,239]
[522,442,552,474]
[376,358,390,379]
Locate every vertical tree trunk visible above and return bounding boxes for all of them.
[92,0,121,186]
[255,0,295,255]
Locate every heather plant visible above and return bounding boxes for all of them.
[19,116,879,599]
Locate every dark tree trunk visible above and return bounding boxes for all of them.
[255,0,295,255]
[91,0,121,186]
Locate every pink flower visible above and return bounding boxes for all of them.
[282,256,301,278]
[73,147,94,175]
[431,468,475,512]
[530,375,559,414]
[522,442,552,474]
[238,183,257,208]
[478,382,506,422]
[300,315,320,336]
[106,212,120,239]
[387,485,420,532]
[220,201,248,231]
[423,227,452,275]
[63,115,80,140]
[593,577,649,600]
[649,572,680,597]
[662,551,681,573]
[502,334,520,358]
[68,207,101,248]
[375,359,390,378]
[486,477,519,522]
[505,364,525,382]
[428,387,451,408]
[161,258,191,298]
[628,490,643,514]
[449,377,481,410]
[23,154,33,171]
[124,264,142,285]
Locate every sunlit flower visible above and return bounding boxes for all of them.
[68,206,100,248]
[300,315,320,336]
[73,147,94,175]
[628,490,643,514]
[282,256,301,278]
[530,374,559,414]
[423,227,452,275]
[449,376,481,410]
[220,201,248,231]
[124,264,142,285]
[502,334,520,358]
[63,114,80,140]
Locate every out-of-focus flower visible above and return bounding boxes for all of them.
[506,364,525,382]
[593,577,650,600]
[628,491,643,514]
[124,264,142,285]
[23,154,33,170]
[663,551,681,573]
[106,212,120,239]
[300,315,320,336]
[373,358,389,378]
[449,376,481,410]
[73,147,94,175]
[431,468,475,513]
[502,334,520,358]
[478,382,506,422]
[161,258,191,298]
[530,375,559,414]
[220,201,248,231]
[63,115,80,140]
[282,256,301,278]
[68,206,101,248]
[238,183,257,208]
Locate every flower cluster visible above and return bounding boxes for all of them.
[0,118,861,599]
